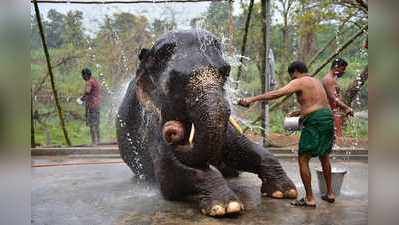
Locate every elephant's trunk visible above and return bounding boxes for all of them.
[174,68,230,167]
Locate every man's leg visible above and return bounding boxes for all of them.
[298,154,316,205]
[95,109,100,145]
[95,124,100,144]
[93,123,100,145]
[89,125,96,145]
[319,154,335,202]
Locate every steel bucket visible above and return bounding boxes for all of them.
[316,168,347,196]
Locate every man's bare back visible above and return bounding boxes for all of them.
[294,76,330,116]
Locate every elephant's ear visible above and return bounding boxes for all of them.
[138,48,152,61]
[154,42,176,62]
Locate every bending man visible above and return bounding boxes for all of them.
[239,61,335,207]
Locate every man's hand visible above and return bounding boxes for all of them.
[238,98,252,107]
[345,107,354,117]
[287,111,300,117]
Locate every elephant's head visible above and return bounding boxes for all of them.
[135,30,231,167]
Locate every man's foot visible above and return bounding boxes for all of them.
[321,193,335,203]
[290,198,316,207]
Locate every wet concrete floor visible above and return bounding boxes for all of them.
[32,158,367,225]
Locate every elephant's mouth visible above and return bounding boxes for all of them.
[162,120,195,146]
[161,67,230,167]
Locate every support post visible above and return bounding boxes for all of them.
[31,89,35,148]
[33,0,71,146]
[235,0,254,88]
[260,0,272,146]
[228,0,235,55]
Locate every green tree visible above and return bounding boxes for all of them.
[203,1,230,36]
[95,12,153,87]
[31,15,42,50]
[46,9,65,48]
[152,19,176,37]
[63,10,86,48]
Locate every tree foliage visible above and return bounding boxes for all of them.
[31,1,368,145]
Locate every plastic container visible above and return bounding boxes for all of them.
[316,167,347,196]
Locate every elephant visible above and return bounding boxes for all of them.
[116,30,297,217]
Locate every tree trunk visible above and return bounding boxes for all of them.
[279,11,289,83]
[299,27,317,62]
[344,65,368,105]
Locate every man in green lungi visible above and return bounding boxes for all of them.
[238,61,335,207]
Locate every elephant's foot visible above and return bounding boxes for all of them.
[200,200,244,217]
[198,187,244,217]
[261,181,298,199]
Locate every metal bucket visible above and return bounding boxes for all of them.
[316,168,347,196]
[283,116,301,131]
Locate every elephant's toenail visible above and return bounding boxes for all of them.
[209,204,225,216]
[271,191,284,198]
[285,189,298,199]
[226,201,241,214]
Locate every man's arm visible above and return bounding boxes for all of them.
[323,79,353,115]
[239,79,300,107]
[81,81,92,101]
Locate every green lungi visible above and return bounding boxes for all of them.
[299,108,334,157]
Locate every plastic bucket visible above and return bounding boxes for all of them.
[316,168,347,196]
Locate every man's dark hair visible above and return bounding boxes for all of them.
[81,68,92,77]
[331,58,348,69]
[288,61,308,76]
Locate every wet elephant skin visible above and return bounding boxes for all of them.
[116,30,297,217]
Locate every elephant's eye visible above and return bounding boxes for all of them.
[219,64,231,77]
[212,40,221,51]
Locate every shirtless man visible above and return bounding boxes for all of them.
[322,58,354,143]
[239,61,335,207]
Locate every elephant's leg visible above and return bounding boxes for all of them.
[155,145,244,217]
[222,125,298,199]
[215,161,240,178]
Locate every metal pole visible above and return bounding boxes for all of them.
[260,0,271,146]
[265,0,272,137]
[33,0,72,146]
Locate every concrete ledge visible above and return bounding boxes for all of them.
[31,146,119,156]
[31,146,367,161]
